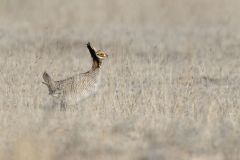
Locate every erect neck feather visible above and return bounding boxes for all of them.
[87,43,102,70]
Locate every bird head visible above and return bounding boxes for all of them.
[96,50,108,60]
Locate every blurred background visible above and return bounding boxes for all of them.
[0,0,240,29]
[1,1,240,160]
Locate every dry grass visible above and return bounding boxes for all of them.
[0,0,240,159]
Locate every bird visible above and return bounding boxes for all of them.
[42,42,108,111]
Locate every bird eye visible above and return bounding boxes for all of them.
[99,53,104,57]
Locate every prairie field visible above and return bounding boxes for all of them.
[1,0,240,159]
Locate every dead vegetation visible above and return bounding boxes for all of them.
[0,0,240,159]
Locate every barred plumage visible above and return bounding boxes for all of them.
[42,42,108,110]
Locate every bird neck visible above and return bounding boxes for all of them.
[92,59,102,70]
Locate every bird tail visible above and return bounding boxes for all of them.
[42,72,56,94]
